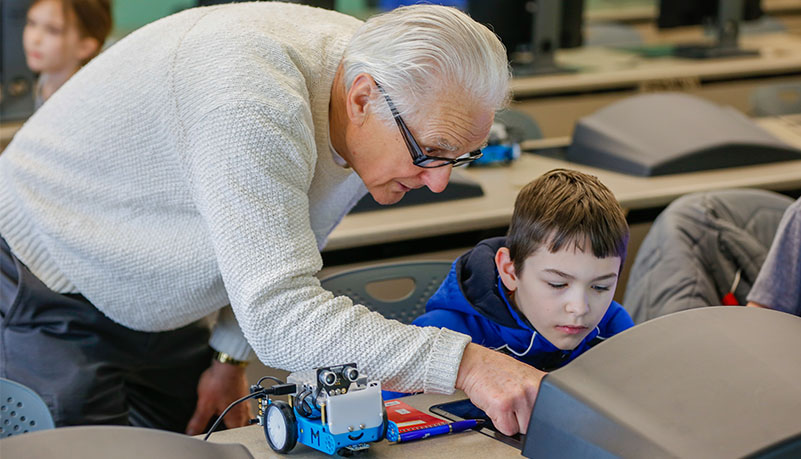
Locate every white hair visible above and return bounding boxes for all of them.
[342,4,511,125]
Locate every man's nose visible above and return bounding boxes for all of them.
[421,166,452,194]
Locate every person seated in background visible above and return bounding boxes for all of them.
[622,189,793,324]
[414,169,634,371]
[748,196,801,316]
[23,0,112,108]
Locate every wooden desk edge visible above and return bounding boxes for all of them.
[203,392,520,458]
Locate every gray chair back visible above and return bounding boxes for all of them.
[494,108,543,141]
[0,377,55,438]
[320,261,452,324]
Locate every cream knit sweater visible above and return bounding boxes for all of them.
[0,3,470,394]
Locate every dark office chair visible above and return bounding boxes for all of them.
[494,108,543,142]
[320,261,452,324]
[0,377,55,438]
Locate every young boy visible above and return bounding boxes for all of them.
[414,168,634,371]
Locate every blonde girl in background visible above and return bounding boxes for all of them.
[23,0,112,108]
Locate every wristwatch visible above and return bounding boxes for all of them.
[213,351,249,367]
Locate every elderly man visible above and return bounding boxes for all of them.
[0,3,542,436]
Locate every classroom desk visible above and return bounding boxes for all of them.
[324,115,801,253]
[512,33,801,98]
[204,392,519,458]
[511,32,801,137]
[586,0,801,25]
[0,120,24,151]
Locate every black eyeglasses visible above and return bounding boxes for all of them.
[375,82,483,168]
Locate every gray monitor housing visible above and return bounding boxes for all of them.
[566,93,801,176]
[523,307,801,458]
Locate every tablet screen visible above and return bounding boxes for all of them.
[428,398,523,449]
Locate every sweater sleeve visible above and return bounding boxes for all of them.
[179,100,470,393]
[208,306,253,361]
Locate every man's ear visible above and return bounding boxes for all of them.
[345,73,375,127]
[495,247,518,292]
[76,37,100,63]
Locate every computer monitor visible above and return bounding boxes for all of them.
[522,307,801,458]
[468,0,584,76]
[1,0,36,121]
[658,0,763,59]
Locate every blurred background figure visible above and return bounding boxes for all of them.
[23,0,112,108]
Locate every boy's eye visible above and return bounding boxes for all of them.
[547,282,567,289]
[592,285,611,292]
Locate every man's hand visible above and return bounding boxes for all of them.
[747,301,770,309]
[185,360,251,435]
[455,343,545,436]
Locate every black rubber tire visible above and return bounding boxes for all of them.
[263,401,298,454]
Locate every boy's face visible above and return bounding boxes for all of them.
[496,243,621,351]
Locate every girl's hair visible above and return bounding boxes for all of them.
[341,4,511,125]
[31,0,113,64]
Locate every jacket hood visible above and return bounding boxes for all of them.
[456,237,524,329]
[426,237,565,358]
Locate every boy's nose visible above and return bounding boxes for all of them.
[565,291,591,317]
[421,166,451,194]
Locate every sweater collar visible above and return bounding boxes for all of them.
[310,34,352,171]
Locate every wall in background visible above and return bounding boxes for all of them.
[112,0,194,36]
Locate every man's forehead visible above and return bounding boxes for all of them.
[418,109,494,151]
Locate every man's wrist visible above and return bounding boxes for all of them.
[213,350,250,367]
[456,343,483,392]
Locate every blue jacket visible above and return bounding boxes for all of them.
[414,237,634,371]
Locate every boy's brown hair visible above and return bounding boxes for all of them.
[507,168,629,274]
[32,0,112,64]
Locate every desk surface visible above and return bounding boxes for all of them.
[586,0,801,24]
[205,392,519,458]
[511,32,801,98]
[325,115,801,251]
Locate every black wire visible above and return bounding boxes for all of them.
[295,387,312,417]
[203,391,263,441]
[257,375,285,386]
[302,397,315,418]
